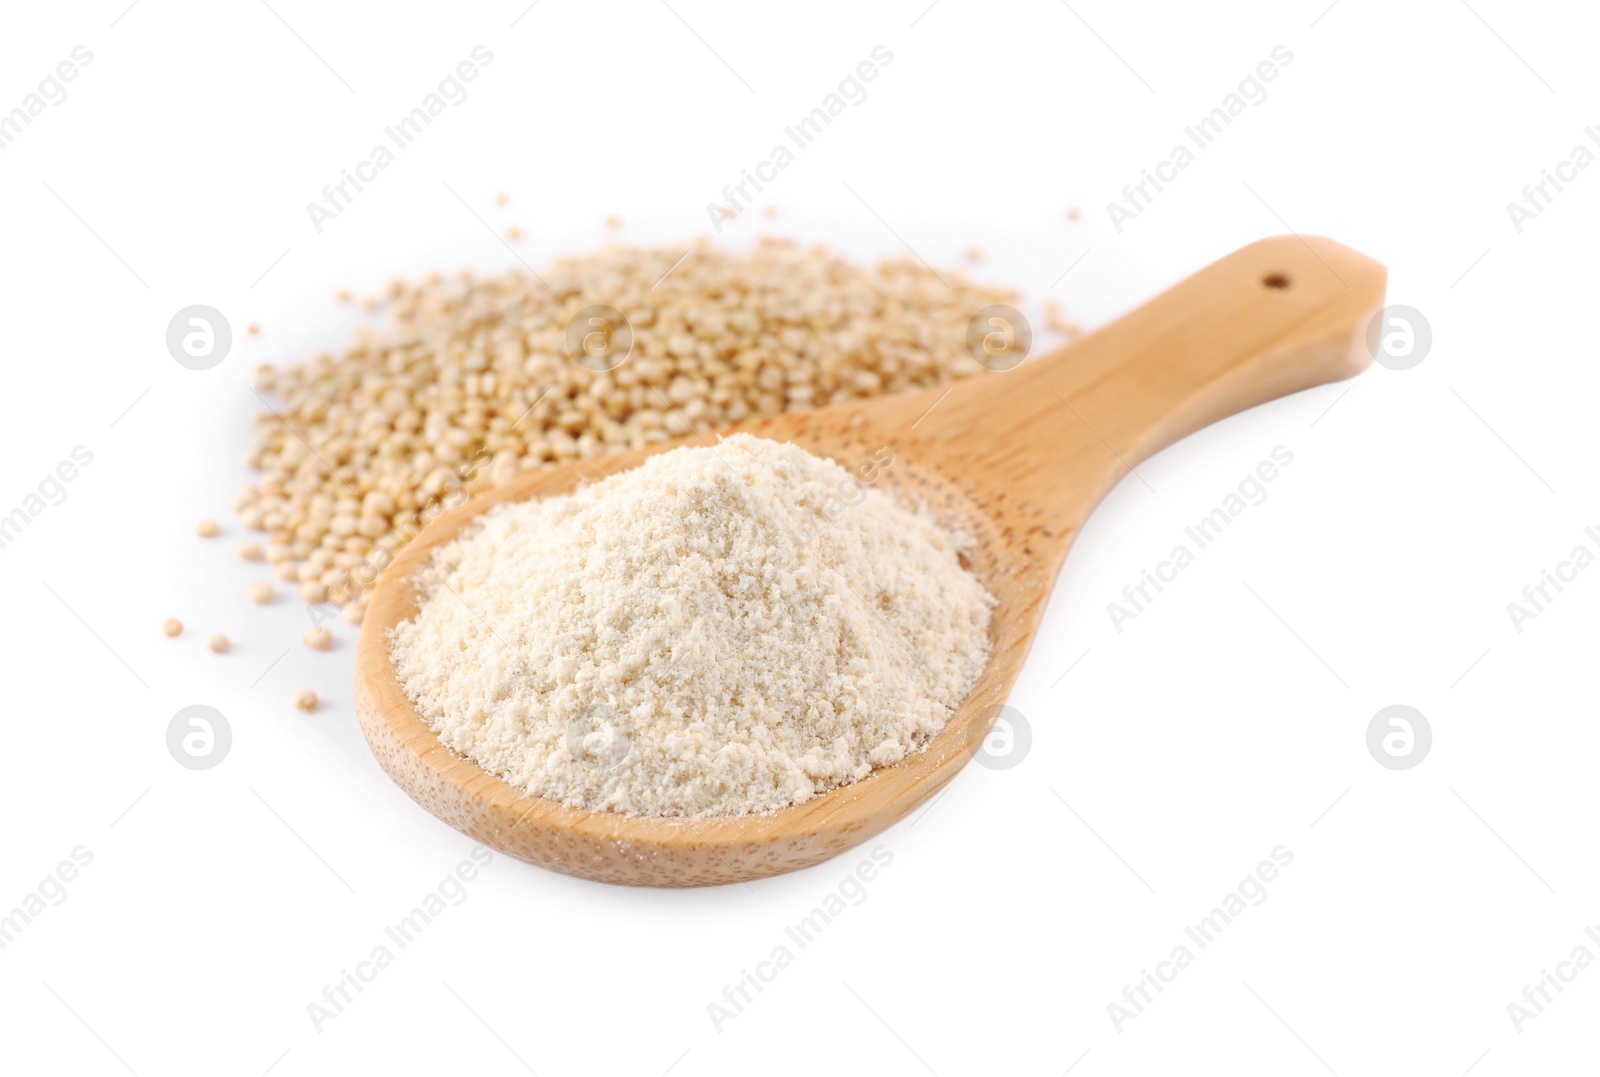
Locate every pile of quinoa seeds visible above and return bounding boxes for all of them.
[239,238,1016,622]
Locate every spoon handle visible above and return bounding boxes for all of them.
[924,235,1387,510]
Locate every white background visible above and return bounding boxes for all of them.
[0,0,1594,1074]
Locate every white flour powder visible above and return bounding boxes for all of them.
[390,434,993,817]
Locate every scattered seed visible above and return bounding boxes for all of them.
[247,323,260,336]
[237,540,263,561]
[293,688,318,712]
[505,225,523,241]
[1066,205,1082,221]
[1043,298,1083,338]
[304,626,333,651]
[162,618,183,638]
[206,633,230,653]
[763,205,780,218]
[965,245,984,263]
[335,287,352,303]
[196,519,219,538]
[604,215,622,229]
[246,581,274,604]
[495,192,509,206]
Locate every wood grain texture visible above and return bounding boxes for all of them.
[355,235,1387,886]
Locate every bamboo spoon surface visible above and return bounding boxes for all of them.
[356,235,1387,887]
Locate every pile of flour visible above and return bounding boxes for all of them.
[390,434,993,817]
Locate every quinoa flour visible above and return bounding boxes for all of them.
[389,434,993,817]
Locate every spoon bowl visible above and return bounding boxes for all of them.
[355,234,1386,886]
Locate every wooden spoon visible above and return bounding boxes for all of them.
[355,234,1386,887]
